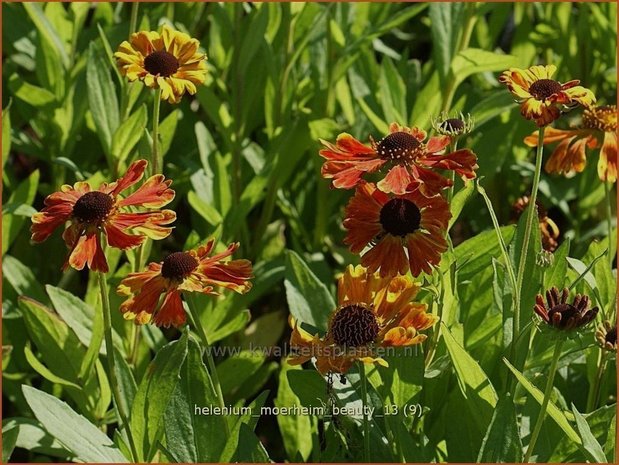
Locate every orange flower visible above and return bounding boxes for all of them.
[31,160,175,273]
[319,122,478,196]
[288,265,436,375]
[499,64,596,127]
[117,241,253,327]
[524,105,618,183]
[343,182,451,278]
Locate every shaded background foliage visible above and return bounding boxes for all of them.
[2,2,617,463]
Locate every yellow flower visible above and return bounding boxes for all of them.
[288,265,437,375]
[499,65,595,127]
[114,24,207,104]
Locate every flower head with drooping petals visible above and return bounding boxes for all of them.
[117,240,252,328]
[343,182,451,278]
[319,122,478,196]
[31,160,175,273]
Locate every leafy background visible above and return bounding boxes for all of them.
[2,2,617,463]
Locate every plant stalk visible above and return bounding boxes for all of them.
[151,88,162,174]
[523,338,563,463]
[586,349,607,412]
[98,271,138,462]
[129,2,139,36]
[604,181,614,268]
[358,362,371,462]
[185,295,230,439]
[513,126,546,367]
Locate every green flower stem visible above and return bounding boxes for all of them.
[604,181,614,268]
[477,181,519,309]
[586,349,607,412]
[151,88,162,174]
[513,126,546,366]
[424,274,446,369]
[185,296,230,440]
[128,324,141,368]
[358,362,371,462]
[129,2,139,36]
[439,2,478,114]
[98,271,138,462]
[523,338,564,463]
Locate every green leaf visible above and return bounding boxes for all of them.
[130,331,189,462]
[87,42,119,157]
[544,239,570,289]
[503,358,581,444]
[112,346,137,423]
[188,191,223,226]
[23,344,80,389]
[442,324,497,432]
[159,109,179,159]
[571,404,607,463]
[286,369,327,408]
[217,350,265,398]
[236,423,271,462]
[477,394,523,462]
[470,90,518,128]
[7,74,56,107]
[238,5,269,75]
[2,423,19,462]
[46,285,105,353]
[219,391,270,462]
[284,249,335,332]
[429,2,464,83]
[4,256,47,303]
[448,181,475,231]
[22,386,127,462]
[453,225,516,281]
[510,205,542,334]
[451,48,518,85]
[22,3,69,68]
[2,102,11,169]
[2,417,69,459]
[379,57,406,123]
[2,169,39,254]
[112,105,148,163]
[18,297,93,412]
[275,363,313,461]
[164,336,227,463]
[377,346,424,408]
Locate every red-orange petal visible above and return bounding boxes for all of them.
[67,232,109,272]
[109,160,147,196]
[153,290,186,328]
[118,174,175,208]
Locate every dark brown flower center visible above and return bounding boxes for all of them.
[583,105,617,132]
[380,198,421,237]
[72,191,114,223]
[329,304,379,347]
[376,132,422,162]
[528,79,562,100]
[440,118,465,133]
[144,50,179,77]
[161,252,198,281]
[606,327,617,346]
